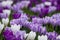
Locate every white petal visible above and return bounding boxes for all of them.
[44,2,51,6]
[11,24,20,32]
[24,33,28,39]
[1,1,13,7]
[38,35,48,40]
[56,35,60,39]
[3,10,11,16]
[26,31,36,40]
[2,18,9,25]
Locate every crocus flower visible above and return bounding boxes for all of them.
[3,9,11,16]
[2,18,9,26]
[48,6,56,12]
[10,19,20,25]
[28,0,39,8]
[38,35,48,40]
[29,23,40,32]
[12,1,30,11]
[49,0,57,6]
[0,13,8,18]
[30,3,44,13]
[32,17,44,24]
[3,27,26,40]
[44,2,51,6]
[12,13,21,19]
[46,31,57,40]
[26,31,36,40]
[43,16,51,24]
[56,35,60,40]
[41,0,46,2]
[1,1,13,7]
[24,33,28,39]
[11,24,21,32]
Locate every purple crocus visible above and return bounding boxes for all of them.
[12,13,21,19]
[12,1,30,11]
[38,26,47,35]
[41,0,46,2]
[3,27,25,40]
[32,17,44,24]
[49,0,57,6]
[39,7,49,17]
[46,31,58,40]
[28,0,39,8]
[0,13,8,18]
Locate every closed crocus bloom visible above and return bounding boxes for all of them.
[28,0,39,8]
[26,31,36,40]
[30,3,44,13]
[39,7,49,17]
[0,13,8,18]
[2,18,9,26]
[56,35,60,40]
[0,22,4,33]
[20,1,30,8]
[32,17,44,24]
[10,19,21,25]
[38,35,48,40]
[12,13,21,19]
[12,1,30,11]
[43,16,51,24]
[44,2,51,6]
[30,7,39,12]
[11,24,21,32]
[46,31,57,40]
[41,27,47,34]
[48,6,56,12]
[52,13,60,19]
[3,9,11,16]
[41,0,46,2]
[29,23,39,32]
[20,13,29,20]
[1,1,13,7]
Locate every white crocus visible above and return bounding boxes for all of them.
[11,24,21,32]
[26,31,36,40]
[3,10,11,16]
[2,18,9,26]
[38,35,48,40]
[56,35,60,40]
[1,1,13,7]
[0,22,4,33]
[24,33,29,39]
[44,2,51,6]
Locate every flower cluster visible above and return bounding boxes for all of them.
[0,0,60,40]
